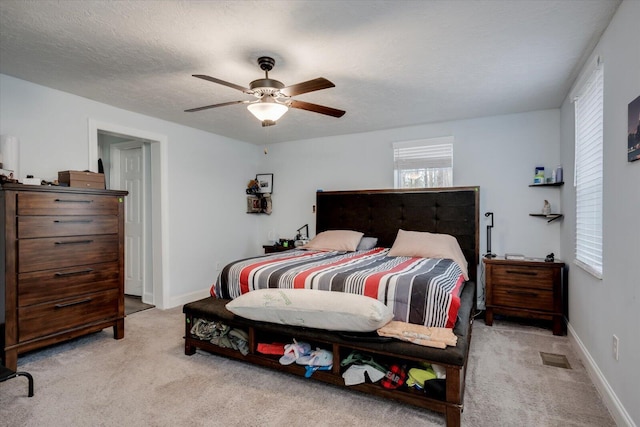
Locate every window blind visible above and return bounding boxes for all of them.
[574,65,603,278]
[393,143,453,169]
[393,137,453,188]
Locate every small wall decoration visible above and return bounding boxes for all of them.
[246,179,260,195]
[246,176,273,214]
[261,194,272,214]
[246,195,262,213]
[256,173,273,193]
[628,95,640,162]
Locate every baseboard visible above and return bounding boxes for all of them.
[567,322,636,427]
[142,291,154,306]
[166,288,211,309]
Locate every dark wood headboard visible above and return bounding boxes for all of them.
[315,187,480,283]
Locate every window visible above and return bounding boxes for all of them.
[574,63,603,278]
[393,137,453,188]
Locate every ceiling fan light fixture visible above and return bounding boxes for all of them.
[247,100,288,123]
[186,56,345,121]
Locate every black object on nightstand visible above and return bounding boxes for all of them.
[484,212,496,258]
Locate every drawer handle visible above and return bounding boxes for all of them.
[54,268,94,277]
[54,198,93,204]
[506,290,539,298]
[54,239,94,245]
[54,219,93,224]
[505,270,538,276]
[55,298,92,309]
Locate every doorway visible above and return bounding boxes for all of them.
[99,135,151,301]
[89,120,167,309]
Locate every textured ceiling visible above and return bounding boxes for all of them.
[0,0,620,144]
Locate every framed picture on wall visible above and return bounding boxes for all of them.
[256,173,273,193]
[247,195,261,213]
[628,95,640,162]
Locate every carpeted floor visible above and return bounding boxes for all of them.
[0,307,615,426]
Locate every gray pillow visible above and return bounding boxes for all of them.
[356,237,378,251]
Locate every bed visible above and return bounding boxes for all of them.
[183,187,479,426]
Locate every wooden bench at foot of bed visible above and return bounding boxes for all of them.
[183,281,475,427]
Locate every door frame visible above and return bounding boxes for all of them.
[88,119,170,309]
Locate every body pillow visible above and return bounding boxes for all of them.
[226,288,394,332]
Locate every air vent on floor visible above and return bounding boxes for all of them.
[540,352,571,369]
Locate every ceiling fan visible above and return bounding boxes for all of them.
[185,56,346,127]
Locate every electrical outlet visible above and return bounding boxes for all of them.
[613,335,619,361]
[215,262,221,271]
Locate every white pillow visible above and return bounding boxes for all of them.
[356,236,378,251]
[301,230,364,252]
[226,289,394,332]
[388,229,469,280]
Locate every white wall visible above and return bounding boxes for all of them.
[0,74,264,308]
[559,1,639,425]
[260,109,563,295]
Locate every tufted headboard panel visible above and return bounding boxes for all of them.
[315,187,479,282]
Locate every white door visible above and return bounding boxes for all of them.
[120,146,144,296]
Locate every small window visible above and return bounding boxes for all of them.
[574,64,603,278]
[393,137,453,188]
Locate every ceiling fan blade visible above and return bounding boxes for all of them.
[281,78,335,97]
[184,100,249,113]
[192,74,249,92]
[289,100,345,118]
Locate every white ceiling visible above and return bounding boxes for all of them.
[0,0,620,145]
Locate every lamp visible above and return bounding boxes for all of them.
[294,224,309,247]
[247,96,288,127]
[484,212,496,258]
[295,224,309,241]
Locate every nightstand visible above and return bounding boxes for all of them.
[262,244,293,254]
[483,257,567,335]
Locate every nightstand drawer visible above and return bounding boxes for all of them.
[490,265,554,290]
[492,287,554,311]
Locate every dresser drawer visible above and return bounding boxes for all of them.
[18,289,119,342]
[18,234,119,273]
[18,261,120,307]
[17,192,119,216]
[489,265,554,290]
[18,215,118,238]
[492,287,554,311]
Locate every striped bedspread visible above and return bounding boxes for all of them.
[211,248,466,328]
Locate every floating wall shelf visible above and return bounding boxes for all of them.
[529,213,564,223]
[528,182,564,187]
[529,181,564,222]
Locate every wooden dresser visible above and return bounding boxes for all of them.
[1,184,128,369]
[483,257,567,335]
